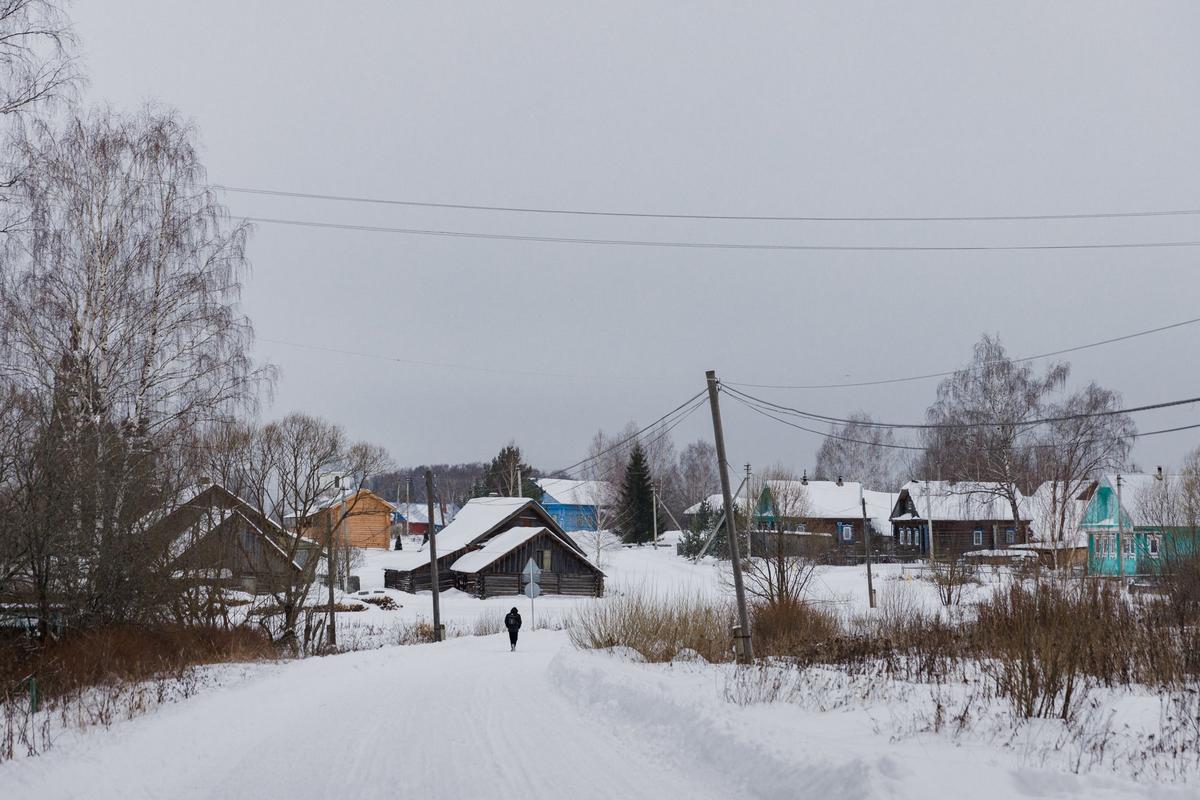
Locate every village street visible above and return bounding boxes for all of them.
[0,631,739,800]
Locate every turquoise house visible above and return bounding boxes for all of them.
[1084,474,1199,577]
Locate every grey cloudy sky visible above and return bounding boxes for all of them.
[71,2,1200,477]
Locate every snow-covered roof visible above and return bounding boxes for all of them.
[536,478,613,507]
[374,496,539,572]
[390,502,455,526]
[761,480,895,533]
[449,525,592,573]
[897,481,1029,521]
[684,493,748,516]
[1097,473,1194,528]
[1024,480,1089,546]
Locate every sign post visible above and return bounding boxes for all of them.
[522,558,542,630]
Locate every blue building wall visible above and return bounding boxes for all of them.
[540,503,599,532]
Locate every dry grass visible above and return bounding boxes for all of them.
[568,591,736,663]
[0,625,275,705]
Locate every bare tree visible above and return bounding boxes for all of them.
[814,412,901,490]
[201,414,389,652]
[921,334,1070,535]
[676,438,719,511]
[0,108,269,635]
[1030,384,1133,567]
[737,467,820,605]
[0,0,77,120]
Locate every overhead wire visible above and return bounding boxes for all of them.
[242,215,1200,253]
[726,315,1200,390]
[726,387,1200,451]
[723,385,1200,431]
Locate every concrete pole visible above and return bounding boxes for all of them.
[705,370,754,663]
[745,463,753,558]
[425,469,443,641]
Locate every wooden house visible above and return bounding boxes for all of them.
[1015,479,1093,569]
[1083,474,1199,578]
[154,482,318,594]
[382,496,604,597]
[889,481,1031,560]
[300,488,394,550]
[750,479,895,564]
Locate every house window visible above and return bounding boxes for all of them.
[1005,528,1015,545]
[841,524,853,542]
[1149,535,1160,557]
[900,528,908,545]
[538,549,552,571]
[973,528,983,547]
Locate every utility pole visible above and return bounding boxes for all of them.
[861,486,875,609]
[924,481,936,562]
[652,484,659,547]
[517,467,522,498]
[425,469,443,642]
[705,370,754,664]
[326,507,337,648]
[744,464,753,558]
[405,476,412,539]
[1116,474,1125,580]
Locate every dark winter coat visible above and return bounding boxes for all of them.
[504,609,522,632]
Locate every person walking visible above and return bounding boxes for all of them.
[505,607,522,651]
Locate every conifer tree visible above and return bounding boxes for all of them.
[618,442,655,544]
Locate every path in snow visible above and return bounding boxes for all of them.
[0,631,735,800]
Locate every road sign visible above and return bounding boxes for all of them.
[522,558,542,627]
[522,558,542,580]
[523,581,541,599]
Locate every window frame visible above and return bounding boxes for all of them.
[972,528,983,547]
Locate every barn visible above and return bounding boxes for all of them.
[382,496,604,597]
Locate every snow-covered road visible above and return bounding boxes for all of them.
[0,631,737,800]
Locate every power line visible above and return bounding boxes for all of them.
[727,389,1200,451]
[242,215,1200,253]
[211,181,1200,224]
[727,315,1200,390]
[724,385,1200,431]
[552,391,707,477]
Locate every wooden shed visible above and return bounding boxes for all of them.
[383,496,604,597]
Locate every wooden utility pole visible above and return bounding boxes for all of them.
[652,484,659,546]
[1116,474,1125,580]
[326,506,337,648]
[861,489,875,609]
[744,463,753,558]
[705,370,754,663]
[425,469,443,641]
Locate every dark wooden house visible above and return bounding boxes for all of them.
[153,482,319,594]
[890,481,1031,560]
[382,496,604,597]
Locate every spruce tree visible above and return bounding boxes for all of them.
[476,442,543,500]
[618,442,655,544]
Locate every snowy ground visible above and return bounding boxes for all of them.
[1,536,1193,798]
[2,630,1189,800]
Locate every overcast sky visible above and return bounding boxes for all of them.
[71,2,1200,478]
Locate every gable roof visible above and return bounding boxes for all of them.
[536,478,613,507]
[391,501,456,527]
[894,481,1029,522]
[1025,480,1089,546]
[758,480,895,533]
[449,526,603,574]
[684,493,748,516]
[1089,473,1196,528]
[377,496,583,572]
